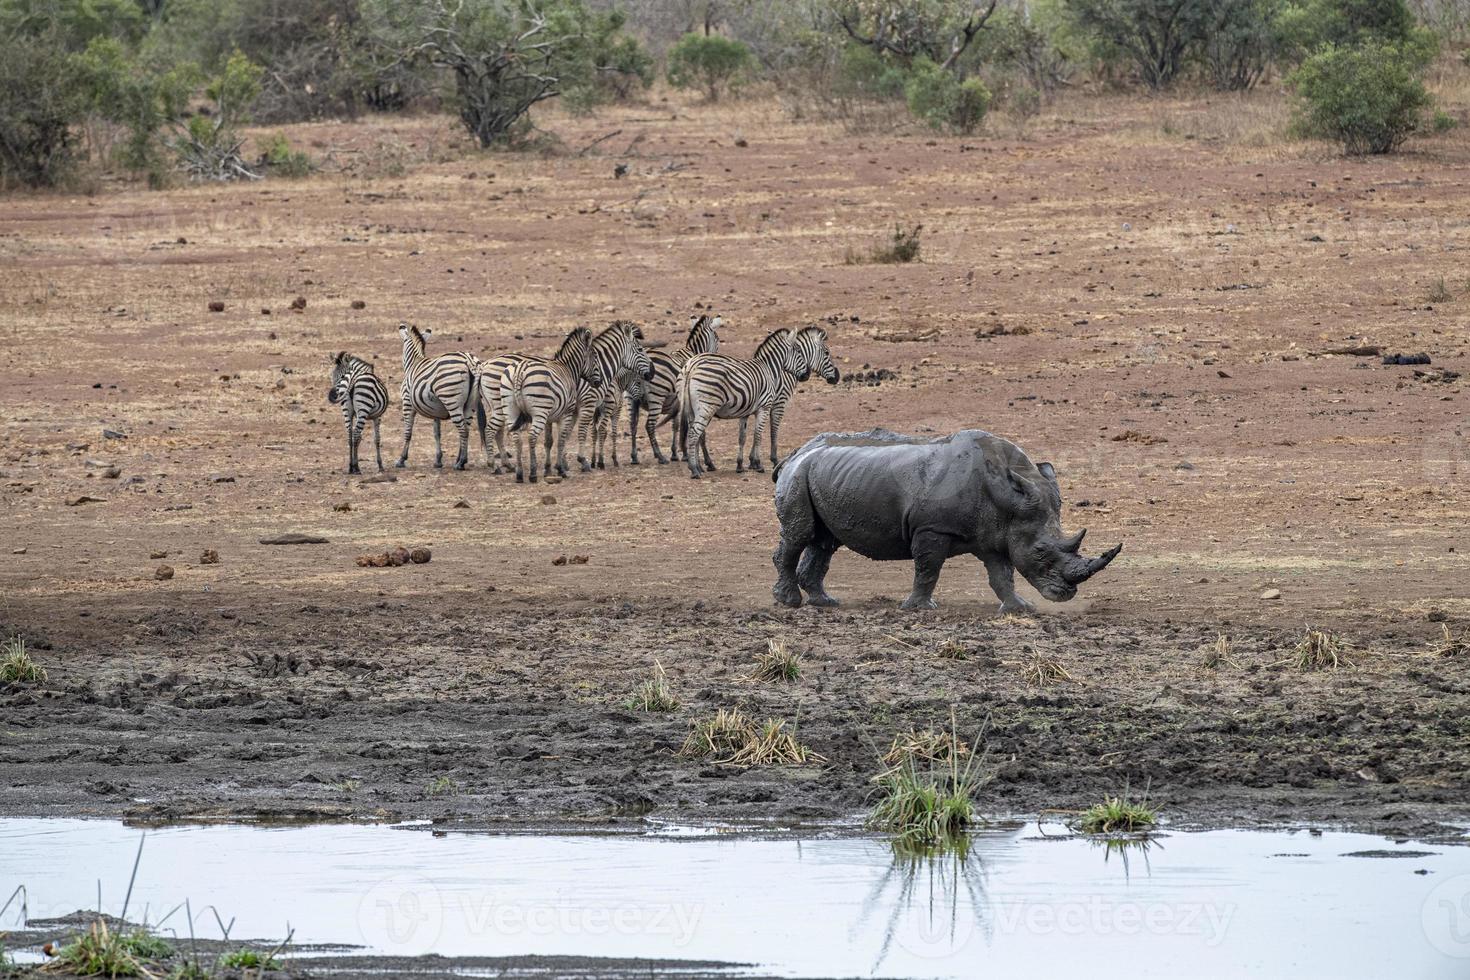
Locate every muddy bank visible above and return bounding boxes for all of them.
[1,592,1466,841]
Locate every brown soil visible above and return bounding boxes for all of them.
[2,93,1467,838]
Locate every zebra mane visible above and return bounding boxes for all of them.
[753,328,793,360]
[402,323,428,352]
[798,325,828,342]
[556,326,593,361]
[684,314,712,346]
[596,320,642,346]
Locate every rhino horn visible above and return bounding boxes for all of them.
[1060,528,1086,553]
[1062,543,1122,585]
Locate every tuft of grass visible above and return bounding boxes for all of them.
[331,779,360,793]
[1287,627,1349,670]
[882,724,970,768]
[1429,624,1468,657]
[218,948,281,970]
[1078,792,1157,834]
[0,637,46,683]
[46,920,145,977]
[119,932,172,961]
[679,708,822,766]
[753,638,801,682]
[847,223,923,264]
[934,639,969,661]
[628,659,680,712]
[1426,276,1453,304]
[1019,646,1072,686]
[868,713,988,850]
[1203,634,1240,669]
[424,775,459,797]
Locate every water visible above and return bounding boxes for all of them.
[2,818,1468,979]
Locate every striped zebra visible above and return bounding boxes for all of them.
[676,328,806,480]
[502,327,603,483]
[394,323,480,471]
[625,313,721,465]
[327,351,388,475]
[755,326,840,471]
[573,320,654,471]
[476,352,532,473]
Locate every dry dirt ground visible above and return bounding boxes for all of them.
[2,90,1468,840]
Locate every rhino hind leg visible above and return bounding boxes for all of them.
[900,531,949,611]
[796,543,840,607]
[772,539,805,607]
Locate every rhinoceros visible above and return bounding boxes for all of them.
[770,428,1121,613]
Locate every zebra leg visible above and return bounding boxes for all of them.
[649,408,668,464]
[452,410,470,470]
[432,418,444,469]
[350,413,367,475]
[527,420,543,484]
[735,417,748,474]
[747,408,767,473]
[556,416,572,477]
[700,428,715,472]
[575,399,595,473]
[395,398,414,468]
[345,416,358,475]
[607,397,622,468]
[373,418,384,472]
[768,402,786,469]
[627,397,641,465]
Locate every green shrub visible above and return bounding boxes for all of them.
[666,33,753,101]
[1290,39,1432,154]
[261,133,312,177]
[838,43,909,99]
[904,60,989,134]
[1276,0,1417,57]
[0,35,87,187]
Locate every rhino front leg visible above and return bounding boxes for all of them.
[900,531,948,611]
[797,544,839,607]
[983,555,1035,615]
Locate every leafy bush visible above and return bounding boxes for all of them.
[1290,39,1433,153]
[666,32,753,101]
[170,51,264,179]
[0,35,86,186]
[904,59,989,133]
[1065,0,1213,90]
[261,133,312,176]
[1202,0,1284,90]
[838,42,909,100]
[1276,0,1417,57]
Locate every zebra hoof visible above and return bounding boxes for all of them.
[515,473,525,484]
[750,462,765,473]
[394,461,407,469]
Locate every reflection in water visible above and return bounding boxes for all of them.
[1094,835,1163,880]
[855,836,989,972]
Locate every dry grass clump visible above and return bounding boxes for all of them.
[1203,634,1240,669]
[679,708,821,766]
[629,659,680,711]
[43,920,151,977]
[882,724,971,768]
[0,636,45,683]
[1285,627,1350,670]
[1429,624,1468,657]
[1077,791,1158,834]
[935,639,969,661]
[753,638,801,682]
[1019,646,1073,686]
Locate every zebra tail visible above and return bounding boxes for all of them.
[510,410,531,432]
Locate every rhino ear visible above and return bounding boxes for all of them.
[1038,461,1056,481]
[985,455,1035,512]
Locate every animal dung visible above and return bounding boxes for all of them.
[334,502,352,512]
[155,565,175,580]
[201,549,220,565]
[356,546,431,568]
[208,300,225,312]
[350,300,366,310]
[290,295,308,311]
[1383,352,1431,365]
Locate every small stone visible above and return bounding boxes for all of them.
[1260,588,1282,601]
[452,500,469,509]
[200,549,219,565]
[350,300,366,310]
[12,548,26,555]
[409,547,431,564]
[259,533,329,545]
[155,565,175,580]
[66,495,103,506]
[102,466,121,479]
[334,501,352,512]
[552,555,568,566]
[208,301,225,312]
[540,495,557,505]
[290,295,307,311]
[103,429,125,440]
[570,554,590,564]
[149,550,167,559]
[210,474,236,484]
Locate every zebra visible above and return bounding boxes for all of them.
[625,313,721,465]
[755,326,840,472]
[476,352,532,474]
[327,351,388,475]
[502,326,603,483]
[394,323,480,470]
[573,320,654,471]
[676,328,806,479]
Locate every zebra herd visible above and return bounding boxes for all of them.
[326,314,841,483]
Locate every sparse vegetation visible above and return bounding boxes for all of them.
[1020,646,1073,686]
[679,708,821,766]
[218,948,281,970]
[848,223,923,265]
[869,715,988,850]
[666,32,752,101]
[628,659,680,711]
[0,637,46,683]
[1203,634,1240,669]
[1078,791,1158,833]
[424,775,459,796]
[935,638,969,660]
[753,638,801,682]
[47,920,147,977]
[260,134,312,178]
[1286,627,1350,669]
[1428,624,1466,657]
[1426,276,1453,303]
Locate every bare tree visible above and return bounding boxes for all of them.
[834,0,1000,71]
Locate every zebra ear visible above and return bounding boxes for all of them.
[422,327,432,339]
[334,350,347,365]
